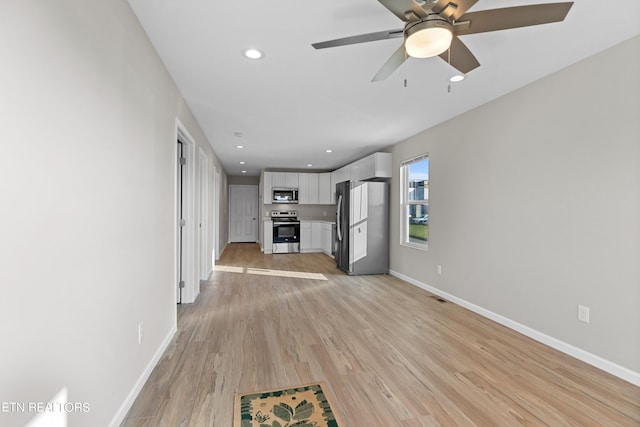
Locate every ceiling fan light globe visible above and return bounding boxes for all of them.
[405,19,453,58]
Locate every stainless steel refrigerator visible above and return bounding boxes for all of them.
[335,180,389,275]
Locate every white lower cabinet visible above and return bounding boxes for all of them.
[311,222,321,250]
[263,220,272,254]
[300,221,332,254]
[321,223,333,257]
[300,222,312,251]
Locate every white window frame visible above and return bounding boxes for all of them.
[400,153,429,250]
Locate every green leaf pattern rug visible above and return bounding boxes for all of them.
[234,383,342,427]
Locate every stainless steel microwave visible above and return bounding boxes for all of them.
[272,188,298,204]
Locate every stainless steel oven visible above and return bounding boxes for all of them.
[271,210,300,253]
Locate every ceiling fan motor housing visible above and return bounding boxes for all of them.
[404,15,453,58]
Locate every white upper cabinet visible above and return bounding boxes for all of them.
[262,171,273,203]
[298,173,320,205]
[318,173,331,205]
[353,152,392,181]
[272,172,299,188]
[330,165,351,204]
[298,173,309,204]
[331,165,349,187]
[262,153,389,207]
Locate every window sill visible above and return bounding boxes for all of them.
[401,241,428,251]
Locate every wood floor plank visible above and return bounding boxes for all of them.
[122,243,640,426]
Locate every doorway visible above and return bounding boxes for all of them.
[177,139,186,304]
[228,185,259,242]
[176,121,195,304]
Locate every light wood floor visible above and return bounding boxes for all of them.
[122,243,640,426]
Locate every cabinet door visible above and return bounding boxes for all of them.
[331,166,351,203]
[285,172,299,188]
[357,155,375,181]
[311,222,322,249]
[330,171,339,204]
[373,152,392,178]
[300,222,312,250]
[263,172,272,203]
[263,221,273,253]
[307,173,319,204]
[321,223,332,255]
[318,173,331,205]
[298,173,319,205]
[351,159,361,182]
[272,172,286,188]
[298,173,310,204]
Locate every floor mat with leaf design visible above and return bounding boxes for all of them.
[234,382,342,427]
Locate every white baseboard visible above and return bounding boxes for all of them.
[389,269,640,387]
[108,324,177,427]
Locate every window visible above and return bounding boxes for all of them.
[400,154,429,249]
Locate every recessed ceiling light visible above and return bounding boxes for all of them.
[307,164,313,167]
[450,75,465,82]
[236,145,244,149]
[239,161,245,165]
[325,149,333,153]
[241,170,247,174]
[242,49,264,60]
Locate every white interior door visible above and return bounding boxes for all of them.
[229,185,259,242]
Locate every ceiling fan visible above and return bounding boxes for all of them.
[312,0,574,82]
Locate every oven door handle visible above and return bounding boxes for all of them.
[336,194,343,242]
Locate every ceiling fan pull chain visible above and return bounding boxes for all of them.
[404,60,408,87]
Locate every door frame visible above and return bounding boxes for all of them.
[228,185,259,243]
[214,167,220,261]
[175,118,196,303]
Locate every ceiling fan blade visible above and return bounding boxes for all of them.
[438,36,480,74]
[455,2,574,36]
[377,0,428,21]
[312,29,403,49]
[372,45,408,82]
[431,0,478,20]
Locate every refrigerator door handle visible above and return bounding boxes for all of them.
[336,194,343,242]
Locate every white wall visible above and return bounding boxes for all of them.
[0,1,227,426]
[389,35,640,380]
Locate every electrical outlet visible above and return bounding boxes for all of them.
[578,305,590,323]
[437,265,442,276]
[138,322,144,344]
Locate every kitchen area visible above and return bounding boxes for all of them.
[258,152,392,263]
[260,171,337,256]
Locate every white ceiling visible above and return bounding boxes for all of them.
[127,0,640,176]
